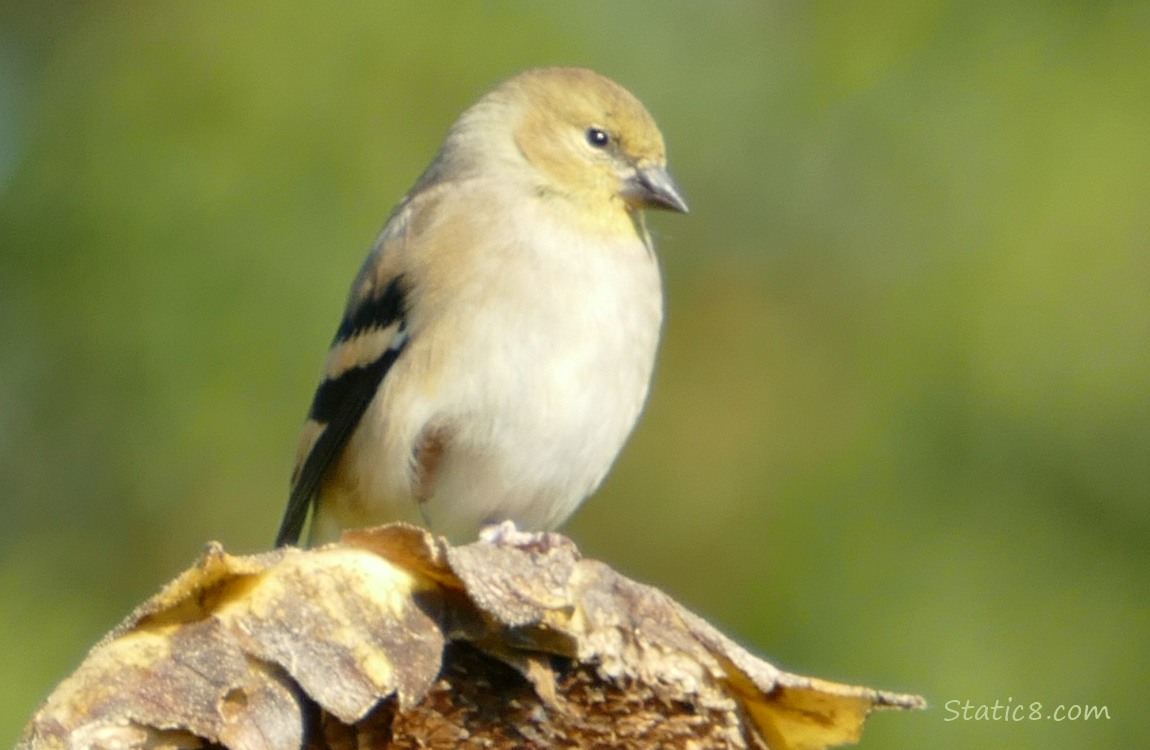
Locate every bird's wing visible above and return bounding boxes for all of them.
[274,202,421,547]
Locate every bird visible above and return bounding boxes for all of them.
[275,67,687,547]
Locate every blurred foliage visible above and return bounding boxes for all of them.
[1,2,1147,748]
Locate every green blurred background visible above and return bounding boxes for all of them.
[1,2,1146,747]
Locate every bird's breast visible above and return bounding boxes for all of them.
[404,208,664,532]
[448,216,661,428]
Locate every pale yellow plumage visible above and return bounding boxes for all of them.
[276,67,687,547]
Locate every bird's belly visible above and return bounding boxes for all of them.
[419,243,660,539]
[324,225,663,543]
[424,313,656,539]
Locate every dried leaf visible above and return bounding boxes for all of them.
[19,524,923,750]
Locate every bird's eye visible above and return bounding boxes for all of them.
[586,127,611,149]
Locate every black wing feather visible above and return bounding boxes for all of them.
[275,276,408,546]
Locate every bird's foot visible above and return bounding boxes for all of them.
[478,520,572,554]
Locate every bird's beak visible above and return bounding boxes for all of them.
[623,165,689,214]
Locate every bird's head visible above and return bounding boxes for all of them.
[448,68,687,219]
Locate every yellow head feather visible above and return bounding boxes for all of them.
[430,67,686,217]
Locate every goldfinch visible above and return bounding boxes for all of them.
[275,67,687,546]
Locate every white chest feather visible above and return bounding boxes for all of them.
[329,201,663,542]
